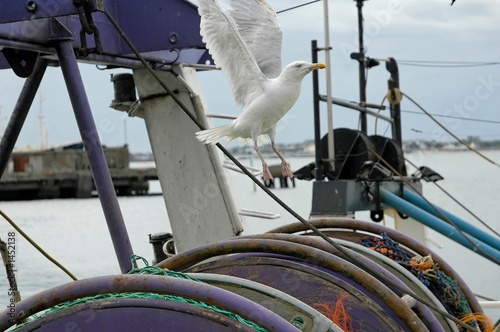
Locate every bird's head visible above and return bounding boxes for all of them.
[281,61,327,81]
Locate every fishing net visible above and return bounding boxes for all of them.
[361,233,481,331]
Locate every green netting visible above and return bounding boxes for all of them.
[292,316,305,329]
[128,254,202,281]
[11,256,268,332]
[36,292,267,332]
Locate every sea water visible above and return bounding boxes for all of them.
[1,150,499,320]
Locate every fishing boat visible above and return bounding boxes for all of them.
[0,1,498,331]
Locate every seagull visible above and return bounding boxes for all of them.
[195,0,326,181]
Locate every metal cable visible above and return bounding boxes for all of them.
[402,92,500,169]
[102,7,481,331]
[401,109,500,125]
[398,60,500,68]
[276,0,321,14]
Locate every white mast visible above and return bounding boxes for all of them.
[323,0,335,168]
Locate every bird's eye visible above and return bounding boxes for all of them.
[296,64,302,68]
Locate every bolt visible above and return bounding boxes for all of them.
[169,33,178,44]
[26,1,37,12]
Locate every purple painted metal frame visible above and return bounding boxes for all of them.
[0,0,213,271]
[0,1,100,24]
[0,58,48,177]
[0,0,211,71]
[54,36,133,273]
[0,19,135,273]
[0,0,212,273]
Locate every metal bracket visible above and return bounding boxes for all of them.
[49,18,74,42]
[370,182,384,222]
[1,48,39,78]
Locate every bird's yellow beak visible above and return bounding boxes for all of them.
[311,63,327,70]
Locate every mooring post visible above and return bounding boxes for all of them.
[0,58,48,179]
[55,39,134,273]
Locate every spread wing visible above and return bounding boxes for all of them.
[227,0,283,79]
[198,0,268,107]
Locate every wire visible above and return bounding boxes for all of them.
[398,60,500,68]
[402,92,500,169]
[0,209,78,281]
[473,293,498,302]
[102,8,483,331]
[404,158,500,238]
[276,0,321,14]
[326,97,500,126]
[401,109,500,125]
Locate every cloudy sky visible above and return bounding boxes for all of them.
[0,0,499,152]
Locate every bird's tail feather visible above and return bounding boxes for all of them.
[196,124,234,145]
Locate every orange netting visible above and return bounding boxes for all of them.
[409,255,434,270]
[314,293,354,332]
[459,313,494,332]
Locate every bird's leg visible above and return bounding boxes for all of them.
[254,142,273,181]
[271,142,294,178]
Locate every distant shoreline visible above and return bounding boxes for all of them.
[130,146,500,162]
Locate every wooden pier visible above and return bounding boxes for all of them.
[0,144,157,200]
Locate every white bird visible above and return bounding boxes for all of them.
[195,0,326,181]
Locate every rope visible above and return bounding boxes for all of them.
[0,209,77,281]
[402,92,500,169]
[101,8,482,331]
[373,96,387,135]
